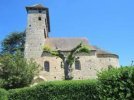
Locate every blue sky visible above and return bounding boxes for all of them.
[0,0,134,66]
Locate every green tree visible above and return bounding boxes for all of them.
[0,51,39,89]
[1,32,25,54]
[43,43,90,80]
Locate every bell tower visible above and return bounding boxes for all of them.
[24,4,50,59]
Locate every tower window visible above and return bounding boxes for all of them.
[38,17,41,21]
[75,60,81,70]
[45,19,47,27]
[44,61,50,72]
[61,62,64,68]
[39,10,42,13]
[44,29,47,38]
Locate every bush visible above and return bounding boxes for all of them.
[8,80,99,100]
[97,66,134,99]
[0,52,39,90]
[0,88,8,100]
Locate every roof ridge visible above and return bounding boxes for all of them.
[33,4,44,7]
[26,4,46,8]
[48,37,88,39]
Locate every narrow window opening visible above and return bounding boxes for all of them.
[44,61,50,72]
[45,19,47,23]
[44,29,47,38]
[38,17,41,21]
[75,60,81,70]
[61,62,64,68]
[39,10,42,13]
[45,19,47,28]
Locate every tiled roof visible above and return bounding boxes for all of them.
[44,38,95,51]
[92,46,111,54]
[93,46,119,57]
[44,38,118,58]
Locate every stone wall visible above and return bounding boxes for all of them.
[35,56,64,81]
[34,51,119,81]
[24,9,48,59]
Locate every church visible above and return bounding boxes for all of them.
[24,4,119,81]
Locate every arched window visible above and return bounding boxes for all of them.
[44,61,49,72]
[75,60,81,70]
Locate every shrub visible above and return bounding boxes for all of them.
[8,80,99,100]
[0,52,39,90]
[0,88,8,100]
[97,66,134,99]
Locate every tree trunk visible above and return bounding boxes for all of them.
[64,61,72,80]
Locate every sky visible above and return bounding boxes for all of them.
[0,0,134,66]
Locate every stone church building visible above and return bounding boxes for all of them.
[24,4,119,81]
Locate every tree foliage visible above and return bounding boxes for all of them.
[43,42,90,80]
[1,32,25,54]
[0,52,39,90]
[0,88,8,100]
[97,66,134,99]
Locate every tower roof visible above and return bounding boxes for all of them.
[32,4,45,7]
[26,4,47,9]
